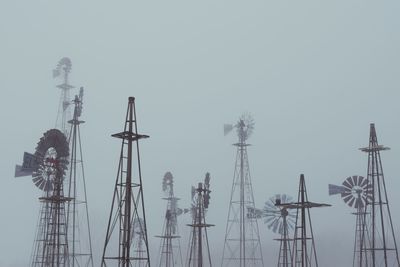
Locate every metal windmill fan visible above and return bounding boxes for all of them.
[329,175,372,209]
[31,129,69,191]
[203,172,211,209]
[53,57,72,78]
[264,194,296,235]
[163,171,174,194]
[248,194,295,235]
[224,113,255,142]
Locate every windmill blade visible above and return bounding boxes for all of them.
[328,184,347,195]
[15,165,32,177]
[342,176,355,190]
[224,124,234,136]
[352,175,359,187]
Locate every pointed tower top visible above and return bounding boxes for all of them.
[360,123,390,152]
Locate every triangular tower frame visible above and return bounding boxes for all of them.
[359,123,400,267]
[101,97,150,267]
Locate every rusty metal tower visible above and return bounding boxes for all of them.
[156,172,184,267]
[29,129,71,266]
[359,123,400,267]
[66,88,94,267]
[279,174,330,267]
[101,97,151,267]
[221,114,264,267]
[186,173,214,267]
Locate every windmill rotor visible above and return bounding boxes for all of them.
[203,173,211,209]
[32,129,69,191]
[53,57,72,78]
[74,87,84,118]
[264,194,296,235]
[162,171,174,194]
[223,113,255,141]
[341,175,372,209]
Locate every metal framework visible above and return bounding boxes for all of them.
[66,89,94,267]
[186,173,214,267]
[274,197,294,267]
[30,129,71,267]
[359,123,400,267]
[221,115,264,267]
[54,57,74,136]
[279,174,330,267]
[328,175,371,267]
[101,97,151,267]
[247,194,295,267]
[156,172,184,267]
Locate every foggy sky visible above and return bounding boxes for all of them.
[1,1,400,266]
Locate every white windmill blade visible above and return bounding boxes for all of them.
[224,124,234,136]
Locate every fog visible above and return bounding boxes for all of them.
[1,1,400,266]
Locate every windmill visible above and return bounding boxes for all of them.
[101,97,151,267]
[221,113,264,267]
[29,129,71,266]
[248,194,296,267]
[132,218,147,267]
[156,172,185,267]
[278,174,330,267]
[187,173,214,267]
[358,124,400,266]
[53,57,74,135]
[65,88,94,267]
[14,57,94,266]
[329,175,372,267]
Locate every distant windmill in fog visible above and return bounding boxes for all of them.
[221,113,264,267]
[248,194,296,267]
[329,175,371,267]
[186,173,214,267]
[156,172,185,267]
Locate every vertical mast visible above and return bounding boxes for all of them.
[221,115,263,267]
[281,174,330,267]
[101,97,150,267]
[359,123,400,267]
[187,174,214,267]
[66,88,94,267]
[156,172,184,267]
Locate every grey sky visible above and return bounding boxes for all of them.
[1,1,400,266]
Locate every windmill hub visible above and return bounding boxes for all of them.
[281,208,289,217]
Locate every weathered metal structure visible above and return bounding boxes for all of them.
[359,124,400,267]
[279,174,330,267]
[187,173,214,267]
[156,172,184,267]
[329,175,371,267]
[101,97,151,267]
[66,89,94,267]
[15,58,94,267]
[221,114,264,267]
[248,194,296,267]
